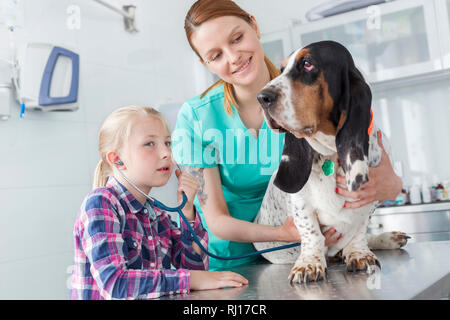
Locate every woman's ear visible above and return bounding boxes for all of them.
[249,15,261,39]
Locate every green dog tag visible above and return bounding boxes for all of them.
[322,159,335,176]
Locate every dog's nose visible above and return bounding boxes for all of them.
[257,89,279,109]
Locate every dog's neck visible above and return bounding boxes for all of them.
[305,131,337,156]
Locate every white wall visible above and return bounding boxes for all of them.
[235,0,317,33]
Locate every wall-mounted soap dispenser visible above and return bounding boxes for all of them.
[0,83,11,120]
[0,52,13,121]
[13,43,80,112]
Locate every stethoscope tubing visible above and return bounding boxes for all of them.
[152,192,301,261]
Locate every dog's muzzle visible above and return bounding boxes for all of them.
[257,88,279,110]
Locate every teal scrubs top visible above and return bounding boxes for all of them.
[172,83,285,270]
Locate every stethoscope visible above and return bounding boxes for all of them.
[114,161,301,260]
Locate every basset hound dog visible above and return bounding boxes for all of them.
[254,41,409,283]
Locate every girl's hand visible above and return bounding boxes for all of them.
[277,217,302,242]
[190,270,248,291]
[336,130,402,209]
[175,169,199,220]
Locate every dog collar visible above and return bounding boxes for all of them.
[368,108,374,135]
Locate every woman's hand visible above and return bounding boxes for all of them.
[190,270,249,291]
[175,169,199,221]
[277,217,342,247]
[336,130,402,209]
[322,228,342,247]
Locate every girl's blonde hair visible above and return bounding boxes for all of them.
[93,105,169,189]
[184,0,281,115]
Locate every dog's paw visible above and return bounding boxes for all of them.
[327,249,344,264]
[288,259,327,283]
[368,231,411,250]
[344,250,380,274]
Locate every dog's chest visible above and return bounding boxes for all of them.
[296,154,369,229]
[302,154,345,219]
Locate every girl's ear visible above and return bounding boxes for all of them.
[106,151,122,167]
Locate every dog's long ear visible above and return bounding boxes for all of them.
[336,66,372,192]
[274,132,313,193]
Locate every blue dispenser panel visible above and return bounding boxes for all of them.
[38,46,79,106]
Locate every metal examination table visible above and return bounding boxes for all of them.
[161,240,450,300]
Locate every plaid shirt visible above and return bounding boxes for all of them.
[70,176,208,300]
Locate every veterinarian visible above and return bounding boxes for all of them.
[172,0,402,270]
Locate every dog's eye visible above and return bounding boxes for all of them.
[304,61,314,71]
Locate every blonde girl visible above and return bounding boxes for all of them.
[71,105,247,300]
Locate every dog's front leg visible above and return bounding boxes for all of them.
[288,205,327,283]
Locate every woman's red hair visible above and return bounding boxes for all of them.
[184,0,280,115]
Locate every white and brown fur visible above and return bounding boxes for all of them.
[254,41,409,283]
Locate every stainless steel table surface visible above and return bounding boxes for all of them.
[161,240,450,300]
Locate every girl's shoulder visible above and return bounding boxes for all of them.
[84,186,119,209]
[77,185,121,221]
[74,186,120,234]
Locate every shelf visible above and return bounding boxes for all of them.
[375,201,450,215]
[370,68,450,93]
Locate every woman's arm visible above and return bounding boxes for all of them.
[183,166,300,243]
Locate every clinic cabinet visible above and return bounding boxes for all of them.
[261,0,450,84]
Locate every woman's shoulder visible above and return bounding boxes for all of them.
[182,83,225,113]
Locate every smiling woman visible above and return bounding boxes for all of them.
[190,16,264,85]
[184,0,280,115]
